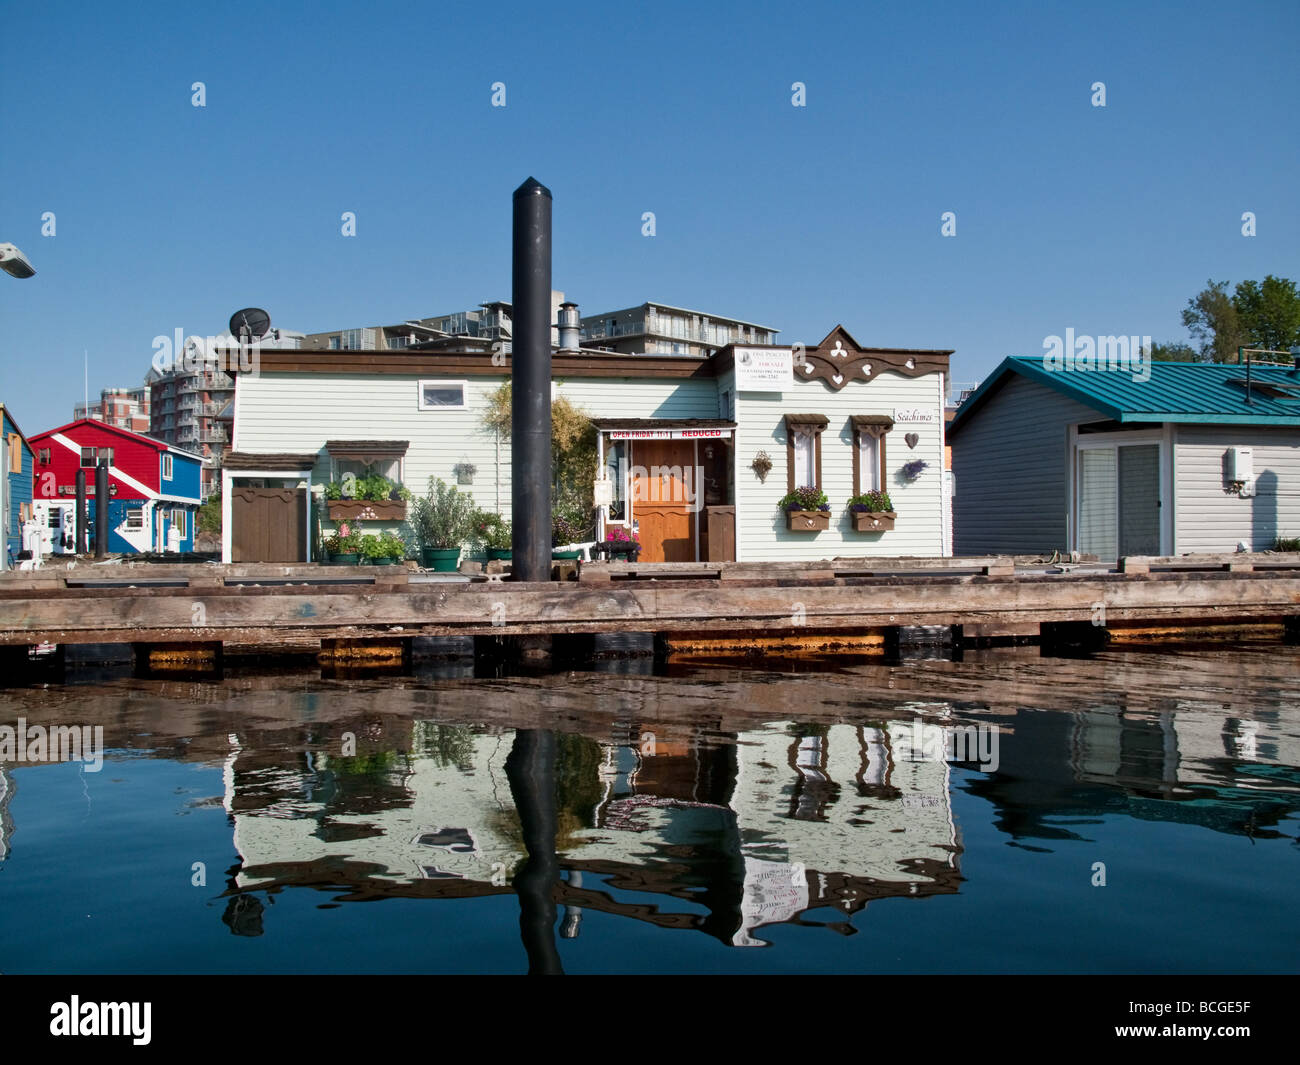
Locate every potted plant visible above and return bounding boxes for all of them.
[326,467,411,521]
[900,459,929,482]
[329,522,363,565]
[779,485,831,531]
[597,524,640,561]
[848,489,896,531]
[321,530,340,563]
[475,511,512,560]
[552,510,587,559]
[411,477,477,571]
[359,530,407,565]
[454,461,477,486]
[379,530,408,563]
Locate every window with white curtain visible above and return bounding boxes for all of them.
[793,429,816,487]
[859,433,880,491]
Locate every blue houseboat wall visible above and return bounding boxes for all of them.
[2,405,35,563]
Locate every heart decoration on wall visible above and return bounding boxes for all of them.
[905,433,920,449]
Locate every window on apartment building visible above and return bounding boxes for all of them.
[850,416,894,496]
[125,508,144,530]
[341,329,364,350]
[162,453,174,480]
[329,336,341,350]
[80,447,114,467]
[38,448,50,464]
[418,380,467,410]
[783,414,828,491]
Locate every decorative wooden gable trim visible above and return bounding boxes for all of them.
[797,326,951,392]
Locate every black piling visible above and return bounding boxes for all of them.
[505,729,564,975]
[94,459,109,558]
[75,469,87,554]
[510,177,553,585]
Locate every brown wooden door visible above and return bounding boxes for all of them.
[232,485,306,562]
[632,440,697,563]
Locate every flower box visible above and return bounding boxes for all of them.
[328,500,407,521]
[852,509,896,532]
[787,509,830,532]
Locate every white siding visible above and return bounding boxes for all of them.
[233,371,717,526]
[733,370,946,561]
[1174,425,1300,553]
[950,374,1100,555]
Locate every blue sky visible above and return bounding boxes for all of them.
[2,0,1297,431]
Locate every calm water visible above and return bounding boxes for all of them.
[1,644,1297,974]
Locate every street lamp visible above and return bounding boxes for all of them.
[1,241,35,572]
[0,242,36,279]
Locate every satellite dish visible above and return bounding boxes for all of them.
[229,307,271,341]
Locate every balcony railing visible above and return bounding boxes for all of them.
[947,381,980,407]
[582,321,645,341]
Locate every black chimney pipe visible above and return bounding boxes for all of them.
[511,177,553,583]
[94,459,109,558]
[75,469,87,554]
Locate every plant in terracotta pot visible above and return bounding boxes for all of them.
[848,489,896,531]
[411,477,476,571]
[779,485,831,531]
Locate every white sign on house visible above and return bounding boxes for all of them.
[734,347,793,392]
[893,407,937,423]
[592,479,614,507]
[606,427,733,440]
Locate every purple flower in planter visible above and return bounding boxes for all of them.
[780,485,831,513]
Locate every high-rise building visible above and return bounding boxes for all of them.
[74,385,153,433]
[150,329,303,498]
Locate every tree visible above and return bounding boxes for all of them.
[481,381,597,538]
[1181,280,1241,363]
[1143,341,1200,363]
[1233,275,1300,354]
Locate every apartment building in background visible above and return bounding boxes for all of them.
[299,296,550,352]
[150,330,303,498]
[580,302,780,356]
[74,383,153,433]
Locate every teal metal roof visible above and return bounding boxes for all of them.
[949,356,1300,433]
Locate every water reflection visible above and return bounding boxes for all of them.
[1,645,1298,973]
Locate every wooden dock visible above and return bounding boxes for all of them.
[2,553,1299,665]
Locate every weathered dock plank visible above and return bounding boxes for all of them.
[2,567,1299,645]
